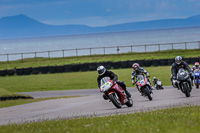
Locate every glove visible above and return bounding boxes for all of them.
[147,75,150,77]
[173,76,177,80]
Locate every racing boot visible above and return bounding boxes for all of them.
[124,89,131,97]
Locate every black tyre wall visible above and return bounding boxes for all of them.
[80,63,89,71]
[64,65,72,72]
[23,67,32,75]
[112,61,121,69]
[160,59,168,66]
[0,70,8,76]
[71,64,81,72]
[7,69,15,76]
[144,60,152,67]
[152,59,160,66]
[16,68,24,76]
[40,66,49,74]
[32,67,40,74]
[56,65,65,73]
[49,66,57,73]
[88,63,97,71]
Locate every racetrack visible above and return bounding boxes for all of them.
[1,86,200,125]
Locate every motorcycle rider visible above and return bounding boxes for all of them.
[192,62,200,71]
[97,66,131,100]
[131,63,154,95]
[171,56,194,88]
[153,77,158,86]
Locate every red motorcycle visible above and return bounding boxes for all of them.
[100,77,133,108]
[136,75,153,101]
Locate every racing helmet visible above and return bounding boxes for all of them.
[195,62,199,67]
[153,77,156,80]
[97,66,106,76]
[132,63,140,70]
[175,56,182,65]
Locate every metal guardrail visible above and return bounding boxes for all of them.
[0,40,200,62]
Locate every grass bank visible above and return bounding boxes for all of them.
[0,66,171,93]
[1,105,200,133]
[0,49,199,70]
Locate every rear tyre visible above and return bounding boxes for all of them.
[196,79,199,89]
[183,83,190,97]
[108,93,122,108]
[126,97,133,107]
[144,87,153,101]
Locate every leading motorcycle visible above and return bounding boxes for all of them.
[100,77,133,108]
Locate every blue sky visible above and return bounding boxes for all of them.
[0,0,200,27]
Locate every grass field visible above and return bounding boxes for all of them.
[0,66,171,93]
[1,105,200,133]
[0,49,199,70]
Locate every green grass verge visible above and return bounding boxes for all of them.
[1,105,200,133]
[0,66,171,93]
[0,49,199,70]
[0,96,80,108]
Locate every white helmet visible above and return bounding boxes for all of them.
[153,77,156,80]
[97,66,106,76]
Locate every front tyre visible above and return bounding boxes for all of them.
[126,97,133,107]
[144,87,153,101]
[196,79,199,89]
[108,93,122,108]
[183,83,190,97]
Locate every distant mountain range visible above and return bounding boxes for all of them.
[1,14,200,39]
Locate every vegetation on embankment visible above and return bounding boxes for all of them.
[0,49,199,70]
[1,105,200,133]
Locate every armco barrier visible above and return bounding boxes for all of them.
[0,70,7,76]
[7,69,15,76]
[23,67,32,75]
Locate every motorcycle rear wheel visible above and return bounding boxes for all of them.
[109,93,122,108]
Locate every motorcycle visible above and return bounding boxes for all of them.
[135,75,153,101]
[100,77,133,108]
[193,69,200,89]
[175,68,192,97]
[153,79,164,90]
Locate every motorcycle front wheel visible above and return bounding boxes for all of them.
[196,79,199,89]
[143,87,153,101]
[126,97,133,107]
[183,83,190,97]
[109,93,122,108]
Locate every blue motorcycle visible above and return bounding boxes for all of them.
[193,69,200,89]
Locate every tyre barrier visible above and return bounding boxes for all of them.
[64,65,73,72]
[0,70,7,76]
[56,65,65,73]
[160,59,168,66]
[144,60,152,67]
[16,68,24,76]
[112,61,121,69]
[49,66,57,73]
[88,63,97,71]
[104,62,112,69]
[120,61,129,68]
[1,57,200,76]
[7,69,15,76]
[40,66,49,74]
[152,59,160,66]
[190,57,200,64]
[80,63,89,71]
[23,67,32,75]
[32,67,40,74]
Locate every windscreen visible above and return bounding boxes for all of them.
[194,69,200,73]
[100,77,109,86]
[137,75,144,80]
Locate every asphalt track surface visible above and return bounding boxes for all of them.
[1,86,200,125]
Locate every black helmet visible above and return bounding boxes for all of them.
[175,56,182,65]
[97,66,106,76]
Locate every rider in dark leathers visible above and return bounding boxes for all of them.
[171,56,193,87]
[97,66,131,99]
